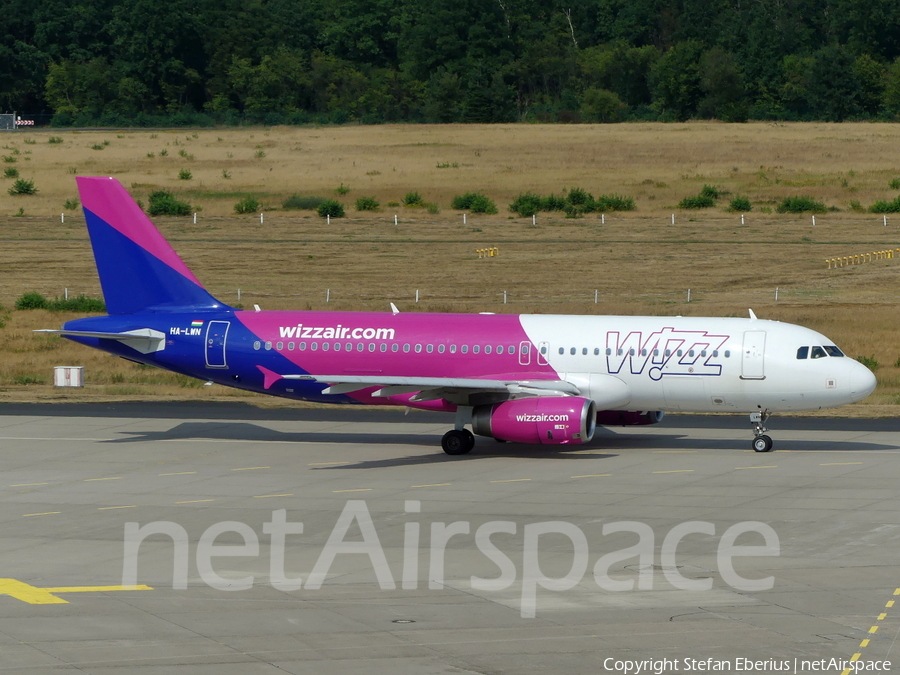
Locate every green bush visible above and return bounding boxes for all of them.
[856,354,879,370]
[3,167,18,179]
[678,194,715,209]
[63,198,79,210]
[776,195,827,213]
[48,136,63,144]
[283,194,326,210]
[700,185,721,199]
[234,196,261,214]
[317,199,345,218]
[147,190,191,216]
[451,192,498,214]
[13,375,45,385]
[540,194,567,211]
[564,203,586,218]
[48,295,106,312]
[468,194,497,214]
[178,168,192,180]
[729,196,752,211]
[403,191,424,207]
[451,193,477,209]
[425,202,440,214]
[509,192,543,217]
[335,182,350,195]
[15,291,48,310]
[566,187,594,206]
[355,196,380,211]
[890,178,900,190]
[593,194,636,211]
[869,197,900,213]
[8,178,37,195]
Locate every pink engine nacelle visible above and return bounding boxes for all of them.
[595,410,665,426]
[472,397,597,445]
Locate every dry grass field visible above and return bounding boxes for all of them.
[2,122,900,413]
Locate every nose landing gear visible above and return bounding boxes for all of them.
[750,410,773,452]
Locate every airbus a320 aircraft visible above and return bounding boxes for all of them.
[39,177,876,455]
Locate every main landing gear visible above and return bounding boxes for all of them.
[441,429,475,455]
[441,406,475,455]
[750,410,773,452]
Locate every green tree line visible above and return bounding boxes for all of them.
[4,0,900,125]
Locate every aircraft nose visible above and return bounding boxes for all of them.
[849,361,877,401]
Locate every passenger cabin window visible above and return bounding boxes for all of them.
[450,345,457,354]
[797,346,809,359]
[811,346,827,359]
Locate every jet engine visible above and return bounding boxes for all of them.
[595,410,665,426]
[472,397,596,445]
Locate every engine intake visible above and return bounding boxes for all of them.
[472,397,596,445]
[595,410,665,426]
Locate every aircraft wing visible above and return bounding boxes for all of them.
[34,328,166,354]
[280,373,581,402]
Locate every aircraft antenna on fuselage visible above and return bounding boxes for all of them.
[749,309,758,320]
[390,303,400,315]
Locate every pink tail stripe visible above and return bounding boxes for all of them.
[76,177,203,287]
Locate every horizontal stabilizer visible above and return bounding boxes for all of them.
[35,328,166,354]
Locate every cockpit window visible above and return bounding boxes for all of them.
[810,346,827,359]
[796,346,809,360]
[824,345,844,357]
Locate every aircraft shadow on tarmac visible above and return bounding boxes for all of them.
[100,421,889,470]
[103,421,619,465]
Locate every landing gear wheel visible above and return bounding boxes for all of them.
[752,435,773,453]
[442,429,474,455]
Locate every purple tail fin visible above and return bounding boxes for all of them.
[76,177,227,314]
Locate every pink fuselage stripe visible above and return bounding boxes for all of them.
[76,177,203,287]
[236,311,558,394]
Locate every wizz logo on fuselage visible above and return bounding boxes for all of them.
[606,328,730,381]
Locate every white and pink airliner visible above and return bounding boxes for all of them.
[40,178,876,455]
